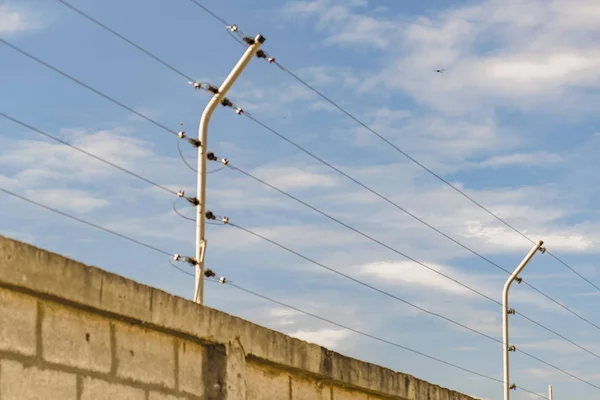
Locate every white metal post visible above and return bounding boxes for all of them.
[194,34,265,304]
[549,384,553,400]
[502,240,545,400]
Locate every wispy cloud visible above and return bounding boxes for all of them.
[475,152,564,169]
[520,339,600,358]
[249,164,338,190]
[0,3,44,35]
[289,327,351,349]
[358,260,476,296]
[282,0,399,49]
[3,1,600,398]
[289,0,600,115]
[24,188,110,214]
[0,127,178,187]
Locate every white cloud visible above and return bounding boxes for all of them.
[521,367,572,381]
[283,0,398,49]
[231,81,318,116]
[24,188,110,214]
[391,0,600,113]
[358,260,475,296]
[290,0,600,115]
[250,165,338,190]
[2,1,599,398]
[475,152,563,169]
[463,222,594,253]
[0,4,44,35]
[352,257,569,317]
[267,307,298,326]
[208,157,600,262]
[520,339,600,357]
[289,327,351,349]
[487,52,599,85]
[0,174,18,188]
[353,112,516,170]
[0,127,178,187]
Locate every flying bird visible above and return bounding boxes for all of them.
[434,69,445,73]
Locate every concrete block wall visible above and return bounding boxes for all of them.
[0,235,476,400]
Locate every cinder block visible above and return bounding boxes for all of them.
[0,289,37,356]
[246,363,289,400]
[148,392,189,400]
[115,322,175,388]
[42,303,111,373]
[291,376,331,400]
[0,359,76,400]
[332,387,369,400]
[178,340,205,396]
[81,377,145,400]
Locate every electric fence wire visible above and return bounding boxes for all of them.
[223,223,600,391]
[176,137,225,174]
[224,280,554,399]
[2,1,590,395]
[2,28,597,364]
[172,159,600,368]
[0,112,176,196]
[36,0,600,335]
[54,0,196,82]
[0,185,548,399]
[2,106,595,389]
[236,113,600,334]
[41,0,599,330]
[0,75,592,390]
[0,38,179,137]
[181,0,600,295]
[0,187,173,257]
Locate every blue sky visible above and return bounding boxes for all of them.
[2,0,600,398]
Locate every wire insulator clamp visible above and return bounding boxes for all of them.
[188,138,201,148]
[186,197,200,206]
[185,256,198,266]
[204,269,216,278]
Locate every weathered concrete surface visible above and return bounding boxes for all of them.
[0,235,477,400]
